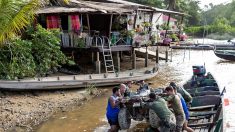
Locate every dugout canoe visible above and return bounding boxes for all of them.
[183,65,224,132]
[0,66,158,90]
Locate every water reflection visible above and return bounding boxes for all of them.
[36,50,235,132]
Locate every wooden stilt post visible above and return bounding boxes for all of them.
[132,48,136,69]
[156,46,159,63]
[165,47,168,62]
[120,51,123,62]
[109,14,113,39]
[96,52,101,73]
[171,48,173,62]
[117,52,120,72]
[86,14,91,35]
[91,52,94,63]
[145,46,148,67]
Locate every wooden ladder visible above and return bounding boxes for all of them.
[102,37,115,73]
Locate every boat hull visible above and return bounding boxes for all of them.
[183,72,224,131]
[214,50,235,61]
[0,67,158,90]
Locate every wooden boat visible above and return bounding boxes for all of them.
[182,65,224,131]
[171,45,214,50]
[214,49,235,61]
[0,66,158,90]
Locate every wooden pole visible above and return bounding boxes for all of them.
[145,46,148,67]
[133,10,138,29]
[165,47,168,62]
[132,48,136,69]
[96,52,101,73]
[109,14,113,39]
[117,52,120,72]
[156,46,159,63]
[120,51,123,62]
[171,48,173,62]
[91,52,94,63]
[86,14,91,35]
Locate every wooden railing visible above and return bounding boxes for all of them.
[60,32,131,48]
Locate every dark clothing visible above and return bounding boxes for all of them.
[107,117,119,126]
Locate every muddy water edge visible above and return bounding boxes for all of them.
[5,49,235,132]
[35,49,235,132]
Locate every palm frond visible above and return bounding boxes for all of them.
[0,0,70,45]
[0,0,41,45]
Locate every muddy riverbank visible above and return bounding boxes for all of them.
[0,88,104,132]
[34,50,235,132]
[0,53,159,132]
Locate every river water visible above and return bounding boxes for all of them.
[35,49,235,132]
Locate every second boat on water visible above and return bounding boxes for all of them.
[183,65,224,132]
[214,49,235,61]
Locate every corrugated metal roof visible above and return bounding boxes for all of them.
[36,0,185,15]
[36,7,98,14]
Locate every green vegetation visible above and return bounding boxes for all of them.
[0,25,68,80]
[0,0,40,44]
[127,0,201,26]
[0,0,71,80]
[170,34,179,42]
[185,17,235,39]
[185,1,235,39]
[128,0,235,39]
[85,84,98,95]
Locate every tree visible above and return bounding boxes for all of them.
[0,0,40,44]
[0,0,69,45]
[186,0,201,26]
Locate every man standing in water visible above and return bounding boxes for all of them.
[106,87,122,132]
[165,86,186,132]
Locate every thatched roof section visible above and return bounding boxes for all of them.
[36,0,185,15]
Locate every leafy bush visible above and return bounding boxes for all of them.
[185,25,235,39]
[184,26,205,37]
[0,25,69,79]
[29,25,67,76]
[228,27,235,36]
[170,34,179,42]
[0,39,36,79]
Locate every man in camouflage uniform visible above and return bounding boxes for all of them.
[164,86,186,132]
[148,93,176,132]
[170,82,192,103]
